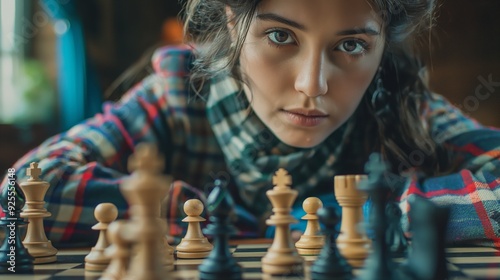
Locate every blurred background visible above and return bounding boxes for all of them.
[0,0,499,173]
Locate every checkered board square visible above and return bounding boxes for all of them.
[3,244,500,280]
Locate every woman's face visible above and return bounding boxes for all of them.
[236,0,385,148]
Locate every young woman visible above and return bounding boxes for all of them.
[2,0,499,247]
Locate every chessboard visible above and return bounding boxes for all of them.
[5,240,500,280]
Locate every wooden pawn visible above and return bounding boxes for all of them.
[176,199,213,258]
[85,203,118,271]
[100,220,131,280]
[295,197,325,256]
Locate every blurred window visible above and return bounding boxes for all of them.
[0,0,55,125]
[0,0,21,123]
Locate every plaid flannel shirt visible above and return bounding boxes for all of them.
[1,45,499,247]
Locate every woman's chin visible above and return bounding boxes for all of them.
[275,133,326,149]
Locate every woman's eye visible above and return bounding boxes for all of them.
[337,40,368,55]
[267,30,295,45]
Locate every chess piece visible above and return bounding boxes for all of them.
[162,237,175,272]
[198,179,242,280]
[310,206,353,280]
[395,196,449,280]
[19,162,58,264]
[334,175,371,267]
[176,199,213,258]
[295,197,325,255]
[357,153,397,280]
[159,193,175,271]
[100,220,132,280]
[261,168,304,276]
[85,203,119,271]
[0,175,34,273]
[120,143,170,280]
[385,201,408,254]
[148,179,175,271]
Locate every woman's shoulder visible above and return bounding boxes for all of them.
[418,91,487,143]
[121,44,206,111]
[418,91,472,120]
[419,92,453,117]
[150,44,196,76]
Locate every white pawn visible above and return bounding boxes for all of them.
[100,220,131,280]
[85,203,118,271]
[176,199,213,258]
[295,197,325,255]
[20,162,58,264]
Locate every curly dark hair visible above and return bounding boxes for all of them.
[182,0,454,177]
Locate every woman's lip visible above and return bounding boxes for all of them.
[280,110,328,127]
[283,108,329,117]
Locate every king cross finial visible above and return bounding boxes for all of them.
[27,162,42,181]
[128,143,164,174]
[272,168,292,189]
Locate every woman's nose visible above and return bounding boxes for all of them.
[294,52,328,98]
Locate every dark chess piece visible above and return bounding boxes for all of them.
[395,196,450,280]
[357,153,396,280]
[198,179,242,280]
[310,206,353,280]
[385,201,408,255]
[0,176,34,273]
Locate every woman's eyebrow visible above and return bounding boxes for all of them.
[256,13,306,30]
[256,13,380,36]
[337,27,380,36]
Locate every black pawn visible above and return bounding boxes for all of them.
[310,206,353,280]
[357,153,396,280]
[395,196,449,280]
[198,179,242,280]
[385,201,408,255]
[0,176,34,273]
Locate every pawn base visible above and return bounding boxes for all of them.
[295,235,324,250]
[199,250,242,280]
[85,262,110,272]
[262,262,304,276]
[177,250,211,259]
[345,258,366,268]
[311,271,353,280]
[199,266,242,280]
[311,257,352,280]
[296,247,322,256]
[34,254,57,264]
[262,248,305,276]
